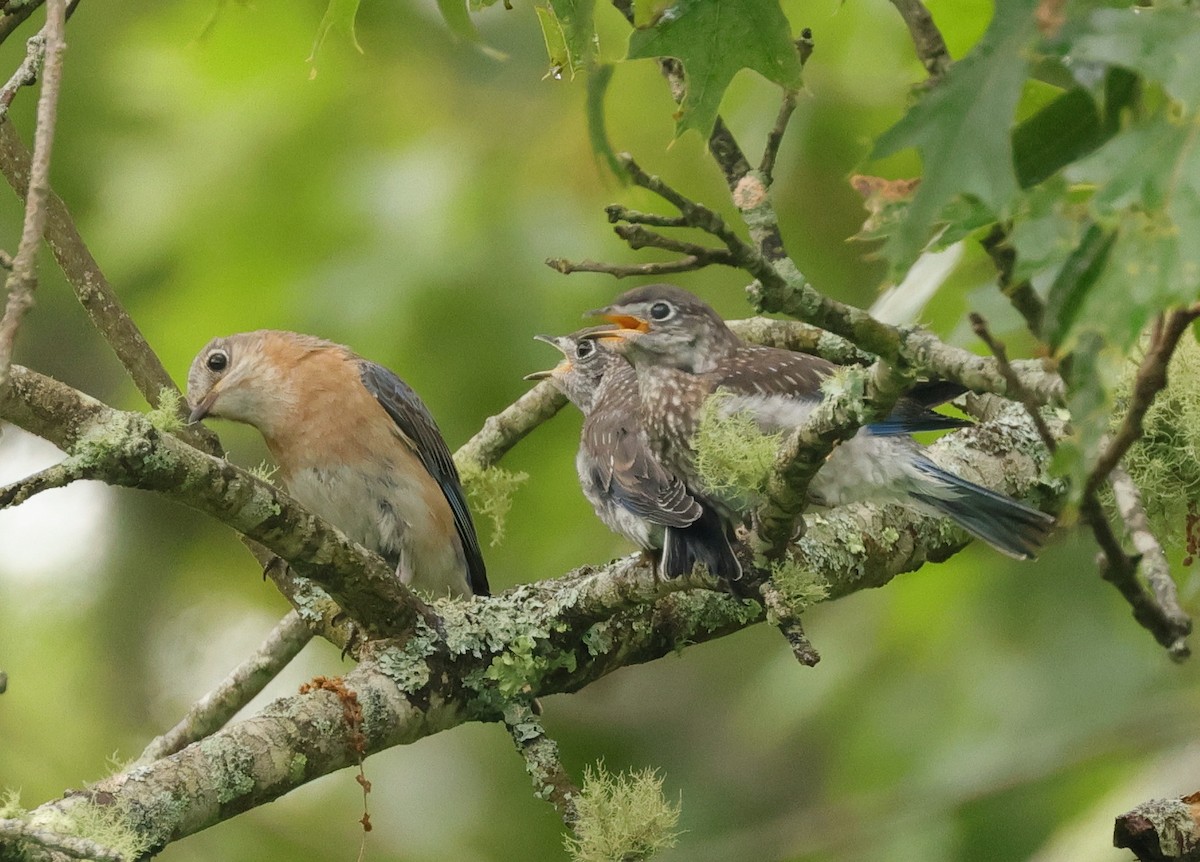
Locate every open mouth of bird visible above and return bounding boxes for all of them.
[523,360,570,381]
[599,313,650,332]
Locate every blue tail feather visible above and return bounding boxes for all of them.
[907,459,1054,560]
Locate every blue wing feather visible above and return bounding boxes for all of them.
[358,361,489,596]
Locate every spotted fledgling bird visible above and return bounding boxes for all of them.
[186,330,488,597]
[587,284,1055,560]
[526,329,740,579]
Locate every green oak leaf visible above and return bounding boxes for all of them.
[1070,6,1200,112]
[871,0,1039,277]
[1062,110,1200,351]
[626,0,802,139]
[535,0,597,79]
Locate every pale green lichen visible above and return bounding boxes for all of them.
[289,753,308,783]
[247,460,279,483]
[456,460,529,547]
[582,622,616,656]
[0,787,25,818]
[1113,336,1200,549]
[663,591,761,652]
[146,388,186,434]
[769,558,830,613]
[565,763,681,862]
[484,633,577,699]
[31,799,154,861]
[694,389,780,503]
[375,618,439,694]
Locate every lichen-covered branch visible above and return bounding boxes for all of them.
[756,580,819,666]
[135,611,314,765]
[751,360,912,560]
[0,26,45,118]
[0,0,64,394]
[726,317,874,365]
[0,400,1058,859]
[1073,306,1200,657]
[0,457,84,507]
[1109,464,1190,657]
[504,702,580,830]
[0,364,433,639]
[453,379,566,471]
[1114,793,1200,862]
[0,819,123,862]
[969,311,1056,451]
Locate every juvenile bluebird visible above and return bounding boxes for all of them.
[526,329,740,580]
[587,284,1055,560]
[186,330,488,597]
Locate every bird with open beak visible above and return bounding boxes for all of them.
[585,284,1055,560]
[526,328,739,580]
[186,330,488,597]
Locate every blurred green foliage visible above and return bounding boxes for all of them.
[1,1,1198,861]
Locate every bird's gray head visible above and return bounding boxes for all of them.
[525,327,624,413]
[186,330,309,433]
[584,284,739,373]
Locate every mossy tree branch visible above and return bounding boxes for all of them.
[2,401,1058,860]
[750,359,914,561]
[0,364,434,640]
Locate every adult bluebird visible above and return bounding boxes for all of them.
[587,284,1054,560]
[186,330,488,596]
[526,329,739,579]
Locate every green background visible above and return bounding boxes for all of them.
[1,1,1195,860]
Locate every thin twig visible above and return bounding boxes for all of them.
[0,0,75,45]
[760,30,812,185]
[1076,302,1200,657]
[604,205,689,228]
[969,312,1056,452]
[0,457,85,507]
[982,224,1045,338]
[613,224,738,261]
[0,28,43,117]
[1109,464,1190,658]
[1079,490,1191,657]
[0,123,204,431]
[503,701,581,831]
[1086,305,1200,498]
[0,819,124,862]
[888,0,952,81]
[0,0,64,393]
[454,380,567,471]
[135,611,314,765]
[759,89,797,187]
[616,153,790,289]
[547,255,716,278]
[758,580,820,666]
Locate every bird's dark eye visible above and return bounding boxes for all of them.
[649,301,673,321]
[206,351,228,372]
[576,340,595,359]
